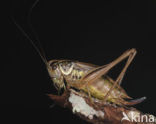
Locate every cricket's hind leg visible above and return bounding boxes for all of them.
[78,49,137,103]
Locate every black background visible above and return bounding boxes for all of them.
[1,0,156,123]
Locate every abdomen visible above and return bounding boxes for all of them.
[81,76,129,103]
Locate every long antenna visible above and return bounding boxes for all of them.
[28,0,47,62]
[12,17,48,65]
[12,0,48,65]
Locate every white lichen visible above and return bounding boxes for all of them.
[69,92,104,120]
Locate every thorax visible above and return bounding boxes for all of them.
[58,60,94,84]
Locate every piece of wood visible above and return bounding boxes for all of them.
[47,89,156,124]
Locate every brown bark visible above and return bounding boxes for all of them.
[47,90,155,124]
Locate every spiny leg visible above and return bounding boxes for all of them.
[86,86,94,104]
[103,48,136,102]
[79,49,136,88]
[78,48,136,102]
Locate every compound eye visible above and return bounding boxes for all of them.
[52,65,57,70]
[50,62,57,70]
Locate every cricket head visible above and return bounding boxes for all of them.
[47,60,65,91]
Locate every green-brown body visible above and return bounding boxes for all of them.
[47,60,132,105]
[81,77,130,104]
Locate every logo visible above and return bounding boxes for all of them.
[122,111,155,123]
